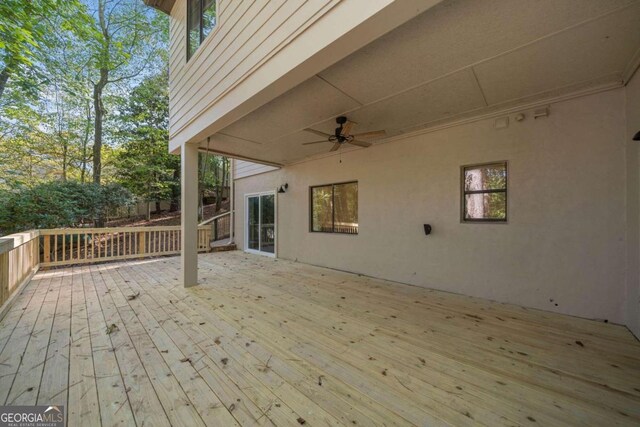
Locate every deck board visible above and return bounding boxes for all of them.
[0,269,55,405]
[67,266,100,426]
[0,251,639,426]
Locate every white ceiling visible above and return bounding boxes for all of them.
[212,0,640,165]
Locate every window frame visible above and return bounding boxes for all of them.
[309,181,359,235]
[186,0,218,61]
[460,161,508,223]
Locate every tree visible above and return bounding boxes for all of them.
[0,0,170,232]
[0,0,95,188]
[0,181,133,234]
[84,0,166,187]
[115,70,179,220]
[198,153,229,219]
[0,0,82,102]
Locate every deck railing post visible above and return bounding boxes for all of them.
[138,231,146,255]
[43,235,50,264]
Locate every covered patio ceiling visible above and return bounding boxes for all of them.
[202,0,640,166]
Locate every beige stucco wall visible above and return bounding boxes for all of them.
[625,72,640,337]
[234,89,629,325]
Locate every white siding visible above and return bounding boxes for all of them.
[233,159,278,180]
[169,0,335,138]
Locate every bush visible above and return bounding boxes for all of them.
[0,181,134,234]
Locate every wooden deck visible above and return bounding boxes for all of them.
[0,252,639,426]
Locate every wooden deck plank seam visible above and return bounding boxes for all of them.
[82,266,138,426]
[191,256,640,426]
[120,262,360,426]
[3,271,58,405]
[106,266,248,426]
[107,262,316,426]
[90,265,168,427]
[34,269,65,404]
[0,275,42,356]
[80,266,106,427]
[114,260,333,425]
[126,259,452,426]
[3,253,640,427]
[97,263,217,427]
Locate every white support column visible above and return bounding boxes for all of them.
[181,142,199,287]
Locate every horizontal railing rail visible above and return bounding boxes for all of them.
[198,210,229,226]
[39,225,211,267]
[0,230,40,309]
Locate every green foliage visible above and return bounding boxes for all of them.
[0,0,180,233]
[0,0,87,101]
[0,181,133,234]
[114,70,179,205]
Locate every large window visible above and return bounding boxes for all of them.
[461,162,507,222]
[187,0,217,60]
[310,182,358,234]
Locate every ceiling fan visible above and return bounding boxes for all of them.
[302,116,386,152]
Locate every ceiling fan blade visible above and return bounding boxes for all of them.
[341,120,356,136]
[351,130,386,139]
[302,140,329,145]
[330,142,342,152]
[348,139,372,148]
[304,128,331,138]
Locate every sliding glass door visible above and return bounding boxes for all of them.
[245,192,276,256]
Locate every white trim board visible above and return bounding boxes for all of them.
[244,190,277,258]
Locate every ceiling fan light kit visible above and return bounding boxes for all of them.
[302,116,386,152]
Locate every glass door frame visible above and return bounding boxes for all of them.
[244,190,277,258]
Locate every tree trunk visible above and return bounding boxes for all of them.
[215,186,222,212]
[61,137,68,181]
[198,154,204,220]
[92,77,107,227]
[81,99,92,183]
[170,169,180,212]
[216,158,227,211]
[92,76,106,185]
[0,67,10,101]
[93,0,109,227]
[155,200,161,214]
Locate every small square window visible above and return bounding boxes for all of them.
[461,162,507,222]
[310,182,358,234]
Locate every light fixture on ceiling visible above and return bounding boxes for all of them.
[278,183,288,193]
